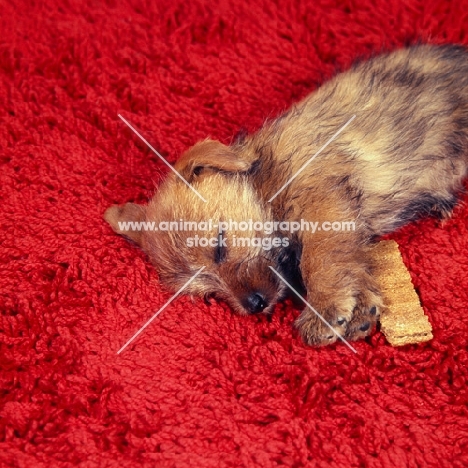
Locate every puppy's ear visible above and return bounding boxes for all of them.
[104,203,146,245]
[175,140,250,181]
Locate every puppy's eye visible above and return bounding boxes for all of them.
[214,229,227,264]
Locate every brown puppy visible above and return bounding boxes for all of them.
[105,44,468,346]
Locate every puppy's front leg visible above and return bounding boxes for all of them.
[296,228,383,346]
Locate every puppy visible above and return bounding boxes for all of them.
[105,44,468,346]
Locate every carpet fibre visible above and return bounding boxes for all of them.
[1,1,468,467]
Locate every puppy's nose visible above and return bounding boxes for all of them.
[359,322,370,332]
[244,292,268,314]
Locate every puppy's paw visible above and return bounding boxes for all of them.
[296,310,349,347]
[345,283,383,342]
[295,270,383,346]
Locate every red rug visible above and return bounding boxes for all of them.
[1,1,468,466]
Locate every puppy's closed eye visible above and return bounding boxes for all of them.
[214,230,227,264]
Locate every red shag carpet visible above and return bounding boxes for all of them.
[1,1,468,466]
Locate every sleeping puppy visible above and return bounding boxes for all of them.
[105,44,468,346]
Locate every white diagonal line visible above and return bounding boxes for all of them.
[117,267,206,354]
[269,266,357,353]
[118,114,207,202]
[268,115,356,202]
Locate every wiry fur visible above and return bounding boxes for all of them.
[105,44,468,346]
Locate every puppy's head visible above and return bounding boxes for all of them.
[105,140,293,315]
